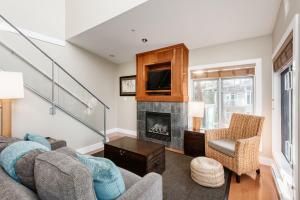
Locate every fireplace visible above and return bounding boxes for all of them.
[146,111,171,142]
[137,102,188,150]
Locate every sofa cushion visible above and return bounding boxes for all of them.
[0,141,49,181]
[34,151,96,200]
[54,146,77,158]
[77,154,125,200]
[24,133,51,150]
[208,139,236,157]
[0,136,21,153]
[0,167,39,200]
[15,149,44,191]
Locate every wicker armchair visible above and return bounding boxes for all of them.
[205,113,265,183]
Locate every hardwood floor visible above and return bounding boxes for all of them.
[98,133,279,200]
[228,165,279,200]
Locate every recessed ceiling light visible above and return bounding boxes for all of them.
[109,54,115,58]
[141,38,148,43]
[130,29,136,32]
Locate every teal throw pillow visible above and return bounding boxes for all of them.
[77,154,125,200]
[24,133,51,150]
[0,141,49,181]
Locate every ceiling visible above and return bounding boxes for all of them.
[69,0,281,64]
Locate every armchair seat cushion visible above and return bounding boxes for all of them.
[208,139,235,157]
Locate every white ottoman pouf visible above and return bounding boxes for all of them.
[190,157,224,187]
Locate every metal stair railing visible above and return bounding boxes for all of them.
[0,14,109,142]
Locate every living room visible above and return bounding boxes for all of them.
[0,0,299,200]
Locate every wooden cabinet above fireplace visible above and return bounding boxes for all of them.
[136,43,189,102]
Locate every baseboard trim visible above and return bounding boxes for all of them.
[259,156,274,166]
[106,128,119,134]
[76,142,104,154]
[272,164,292,200]
[76,128,135,154]
[107,128,137,136]
[165,147,184,154]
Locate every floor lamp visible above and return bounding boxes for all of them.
[0,72,24,137]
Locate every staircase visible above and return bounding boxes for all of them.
[0,15,109,142]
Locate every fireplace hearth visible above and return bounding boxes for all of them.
[146,112,171,142]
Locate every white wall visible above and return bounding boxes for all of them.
[116,61,137,132]
[0,0,118,149]
[116,35,273,158]
[65,0,149,38]
[0,0,65,40]
[272,0,300,48]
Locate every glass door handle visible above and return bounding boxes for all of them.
[284,71,293,91]
[285,140,292,163]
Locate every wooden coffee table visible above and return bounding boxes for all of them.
[104,137,165,176]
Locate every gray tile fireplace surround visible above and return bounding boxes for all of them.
[137,102,188,150]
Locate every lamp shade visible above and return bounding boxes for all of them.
[0,72,24,99]
[188,101,205,118]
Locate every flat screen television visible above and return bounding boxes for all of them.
[147,69,171,90]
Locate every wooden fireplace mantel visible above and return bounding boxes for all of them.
[136,43,189,102]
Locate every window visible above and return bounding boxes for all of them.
[193,77,254,129]
[193,79,219,129]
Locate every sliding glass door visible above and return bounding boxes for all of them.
[280,66,293,164]
[193,76,254,129]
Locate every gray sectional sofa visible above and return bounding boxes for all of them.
[0,137,163,200]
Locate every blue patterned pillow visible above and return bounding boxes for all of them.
[77,154,125,200]
[0,141,49,181]
[24,133,51,150]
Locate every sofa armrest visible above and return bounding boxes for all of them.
[117,172,162,200]
[119,167,142,190]
[46,137,66,150]
[205,128,229,142]
[0,167,39,200]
